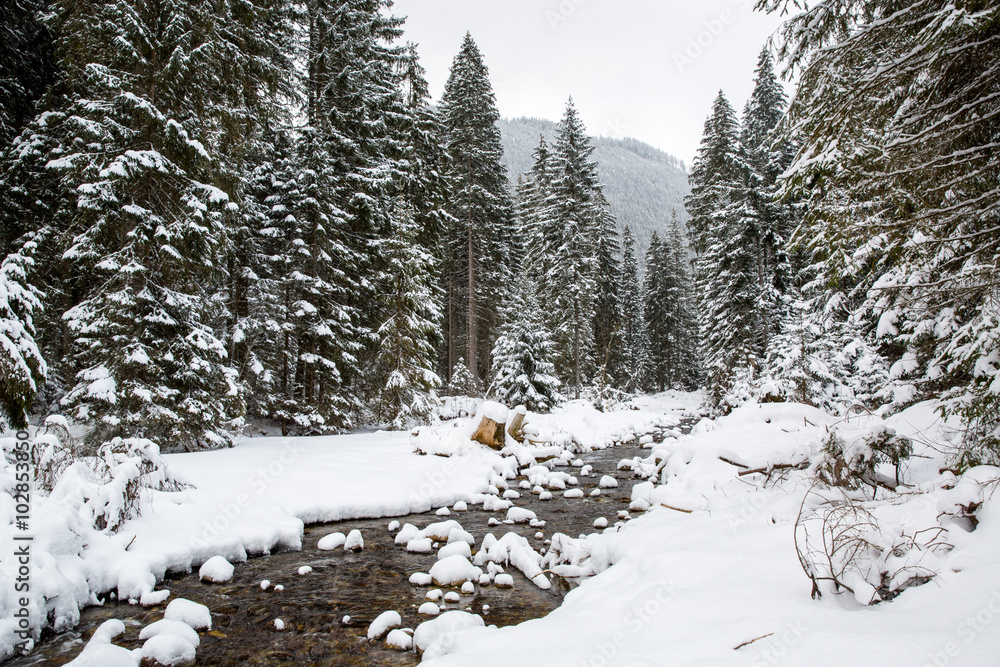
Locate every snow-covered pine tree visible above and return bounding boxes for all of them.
[518,136,557,312]
[374,205,442,428]
[593,202,624,388]
[490,276,561,413]
[739,48,793,353]
[440,33,515,386]
[0,243,46,428]
[541,99,604,398]
[760,0,1000,458]
[618,226,647,393]
[685,91,753,406]
[665,213,700,390]
[446,356,480,397]
[397,42,453,255]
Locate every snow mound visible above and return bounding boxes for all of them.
[413,611,486,659]
[506,508,536,524]
[163,599,211,630]
[386,628,413,650]
[317,532,347,550]
[438,542,472,560]
[65,620,135,666]
[367,611,402,640]
[429,555,482,586]
[345,529,364,551]
[599,475,619,488]
[419,602,441,616]
[139,633,196,666]
[198,556,234,583]
[139,619,200,648]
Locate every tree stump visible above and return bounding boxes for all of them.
[507,410,526,441]
[472,416,506,450]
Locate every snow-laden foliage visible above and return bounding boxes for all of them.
[758,0,1000,461]
[0,244,46,429]
[489,277,561,413]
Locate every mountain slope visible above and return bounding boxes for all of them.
[499,117,691,264]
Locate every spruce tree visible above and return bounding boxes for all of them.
[0,0,55,148]
[593,203,624,387]
[541,99,604,398]
[490,276,561,413]
[374,206,442,428]
[440,33,514,386]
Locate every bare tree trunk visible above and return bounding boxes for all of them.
[468,228,477,383]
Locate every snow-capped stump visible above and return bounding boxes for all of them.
[599,475,619,489]
[318,532,347,551]
[409,572,433,586]
[139,633,197,667]
[413,611,486,658]
[164,599,212,630]
[429,555,482,586]
[418,602,441,616]
[385,629,413,650]
[198,556,234,584]
[494,574,515,588]
[344,529,364,551]
[506,507,536,524]
[438,541,472,560]
[564,488,584,499]
[273,619,285,631]
[471,401,509,450]
[593,517,608,529]
[298,566,312,575]
[139,619,200,649]
[367,610,402,640]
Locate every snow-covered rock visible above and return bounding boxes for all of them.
[318,532,347,551]
[437,541,472,560]
[367,611,402,640]
[385,629,413,650]
[429,555,482,586]
[419,602,441,616]
[139,633,196,666]
[506,507,536,524]
[599,475,619,489]
[198,556,234,583]
[413,611,486,658]
[564,489,584,498]
[409,572,432,586]
[138,619,200,648]
[163,599,211,631]
[344,529,364,551]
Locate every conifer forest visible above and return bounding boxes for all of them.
[2,0,1000,664]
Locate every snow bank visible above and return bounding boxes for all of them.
[421,401,1000,666]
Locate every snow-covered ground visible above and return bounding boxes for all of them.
[421,402,1000,666]
[5,392,1000,666]
[0,396,682,659]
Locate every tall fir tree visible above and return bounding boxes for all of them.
[540,99,605,397]
[439,33,514,386]
[0,0,55,149]
[593,202,624,387]
[685,91,753,405]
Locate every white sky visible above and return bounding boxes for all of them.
[392,0,789,166]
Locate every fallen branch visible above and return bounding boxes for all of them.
[738,461,809,477]
[734,633,774,650]
[659,503,693,514]
[718,455,749,469]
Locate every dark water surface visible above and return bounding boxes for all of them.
[8,428,685,666]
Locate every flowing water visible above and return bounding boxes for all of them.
[8,426,687,666]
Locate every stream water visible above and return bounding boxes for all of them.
[8,427,684,666]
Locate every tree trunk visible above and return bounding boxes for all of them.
[467,228,477,383]
[472,415,505,450]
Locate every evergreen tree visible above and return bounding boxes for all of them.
[685,91,752,405]
[541,99,604,397]
[490,276,561,413]
[593,203,624,387]
[518,136,557,310]
[0,243,46,428]
[0,0,55,148]
[618,226,646,393]
[440,33,514,386]
[445,356,480,397]
[374,206,442,428]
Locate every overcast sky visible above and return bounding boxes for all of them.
[392,0,789,166]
